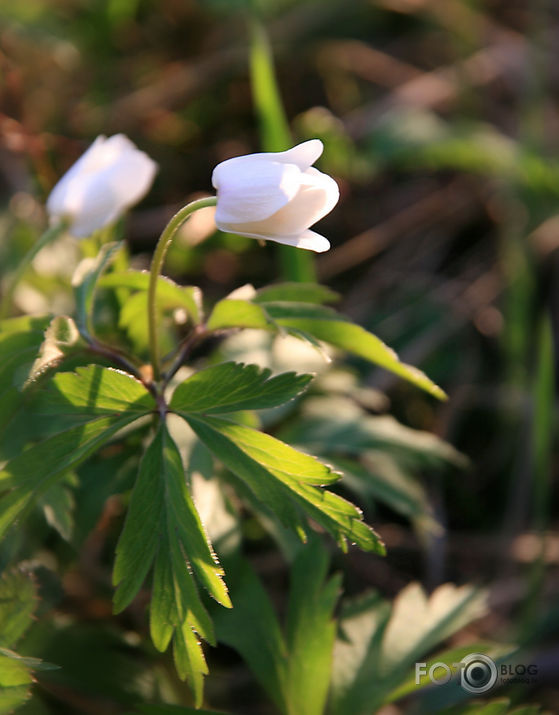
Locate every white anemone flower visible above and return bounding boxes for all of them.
[211,139,339,252]
[47,134,157,238]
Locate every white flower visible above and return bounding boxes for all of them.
[47,134,157,238]
[211,139,339,252]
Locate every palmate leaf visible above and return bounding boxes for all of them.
[0,365,155,538]
[0,414,143,540]
[113,425,230,706]
[181,414,384,554]
[36,365,155,419]
[169,362,313,414]
[329,583,488,715]
[0,650,33,714]
[0,570,37,649]
[205,293,446,399]
[0,570,56,714]
[0,315,52,434]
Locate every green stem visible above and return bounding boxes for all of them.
[1,222,67,318]
[148,196,217,382]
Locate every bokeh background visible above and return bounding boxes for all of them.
[0,0,558,712]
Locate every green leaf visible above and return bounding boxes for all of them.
[39,475,76,541]
[0,570,37,648]
[113,425,229,704]
[0,414,142,539]
[0,651,33,714]
[73,242,122,333]
[100,270,202,324]
[205,296,445,398]
[0,316,52,434]
[254,283,339,305]
[169,362,312,414]
[284,539,341,715]
[206,299,271,330]
[330,583,488,715]
[215,559,287,712]
[386,642,514,703]
[36,365,155,419]
[281,396,466,468]
[184,415,384,554]
[216,543,341,715]
[272,315,446,400]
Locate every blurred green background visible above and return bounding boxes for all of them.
[0,0,557,713]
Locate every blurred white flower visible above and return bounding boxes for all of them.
[47,134,157,237]
[211,139,339,252]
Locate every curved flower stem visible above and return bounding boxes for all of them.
[1,222,67,318]
[148,196,217,382]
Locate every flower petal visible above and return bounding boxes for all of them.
[61,150,157,237]
[273,139,324,170]
[216,225,330,253]
[213,158,302,224]
[260,168,339,236]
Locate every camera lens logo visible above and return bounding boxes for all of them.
[460,654,498,694]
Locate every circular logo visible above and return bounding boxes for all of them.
[460,653,498,694]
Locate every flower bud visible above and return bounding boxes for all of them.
[47,134,157,238]
[211,139,339,252]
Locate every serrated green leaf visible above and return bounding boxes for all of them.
[0,414,142,539]
[36,365,155,419]
[169,362,312,414]
[184,415,384,554]
[0,316,52,435]
[265,302,340,321]
[113,431,166,613]
[0,571,36,648]
[254,283,339,305]
[152,526,215,645]
[330,583,488,715]
[0,649,59,672]
[160,429,230,609]
[73,242,122,333]
[0,652,32,713]
[206,299,271,330]
[205,296,445,398]
[173,623,208,708]
[100,271,202,324]
[273,316,446,400]
[114,425,226,703]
